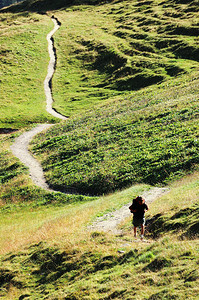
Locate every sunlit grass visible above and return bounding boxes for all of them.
[0,184,147,255]
[31,70,199,195]
[149,171,199,216]
[0,12,58,128]
[0,166,198,298]
[0,0,198,298]
[51,0,199,116]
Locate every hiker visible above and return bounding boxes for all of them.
[129,196,148,240]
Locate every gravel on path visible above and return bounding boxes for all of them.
[44,17,67,120]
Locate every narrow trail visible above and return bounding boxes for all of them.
[10,18,169,235]
[10,17,66,190]
[10,124,54,190]
[44,18,67,120]
[87,187,169,235]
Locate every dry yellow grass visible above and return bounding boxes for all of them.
[149,171,199,217]
[0,184,147,255]
[1,169,198,255]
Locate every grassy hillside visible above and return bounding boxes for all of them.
[31,72,199,195]
[26,0,198,195]
[51,0,199,115]
[0,12,59,129]
[1,0,108,12]
[0,172,198,299]
[1,0,199,127]
[0,0,198,299]
[0,130,95,211]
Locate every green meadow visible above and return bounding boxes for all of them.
[0,171,198,299]
[52,0,199,115]
[31,73,199,195]
[29,0,199,195]
[0,0,199,298]
[0,12,58,129]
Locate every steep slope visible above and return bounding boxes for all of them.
[0,12,57,129]
[0,0,198,196]
[0,2,198,299]
[1,0,198,124]
[52,0,199,115]
[23,0,199,196]
[31,71,199,195]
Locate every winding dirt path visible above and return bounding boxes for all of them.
[10,124,54,190]
[10,17,66,190]
[44,18,67,120]
[10,18,169,235]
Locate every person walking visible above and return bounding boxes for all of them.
[129,196,148,240]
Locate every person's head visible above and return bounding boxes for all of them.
[136,196,144,204]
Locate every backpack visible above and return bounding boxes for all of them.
[129,196,145,213]
[129,198,137,213]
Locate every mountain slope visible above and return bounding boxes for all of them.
[31,71,199,195]
[0,1,199,299]
[0,172,198,299]
[2,0,198,195]
[52,0,199,115]
[1,0,198,125]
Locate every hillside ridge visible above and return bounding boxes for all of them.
[0,0,105,12]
